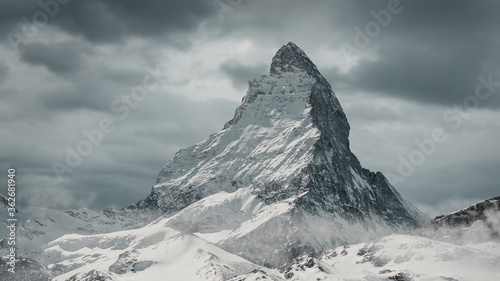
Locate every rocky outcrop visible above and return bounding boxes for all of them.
[421,196,500,243]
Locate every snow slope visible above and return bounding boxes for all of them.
[283,234,500,281]
[43,224,500,281]
[0,194,160,259]
[45,216,282,281]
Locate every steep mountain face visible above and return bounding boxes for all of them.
[136,42,428,266]
[421,196,500,244]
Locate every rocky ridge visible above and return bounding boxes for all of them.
[421,196,500,243]
[6,42,494,281]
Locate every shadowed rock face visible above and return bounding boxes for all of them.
[421,196,500,243]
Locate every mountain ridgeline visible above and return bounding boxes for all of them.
[421,196,500,243]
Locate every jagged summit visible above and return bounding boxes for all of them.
[137,42,428,266]
[224,42,342,129]
[270,42,328,85]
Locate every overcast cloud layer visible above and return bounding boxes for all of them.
[0,0,498,217]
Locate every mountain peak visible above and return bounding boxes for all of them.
[270,42,327,84]
[147,43,428,266]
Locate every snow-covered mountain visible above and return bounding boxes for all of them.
[133,42,429,266]
[4,42,499,280]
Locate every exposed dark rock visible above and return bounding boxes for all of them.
[0,257,53,281]
[389,272,413,281]
[421,196,500,243]
[66,269,112,281]
[108,250,138,274]
[427,196,500,228]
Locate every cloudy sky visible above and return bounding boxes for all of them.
[0,0,499,217]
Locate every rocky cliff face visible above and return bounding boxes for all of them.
[421,196,500,243]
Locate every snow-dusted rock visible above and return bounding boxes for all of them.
[0,202,160,260]
[421,196,500,244]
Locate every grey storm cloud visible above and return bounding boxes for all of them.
[1,0,215,44]
[0,2,40,38]
[19,41,85,74]
[400,159,500,207]
[220,59,267,90]
[0,61,8,83]
[37,83,115,113]
[334,47,500,108]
